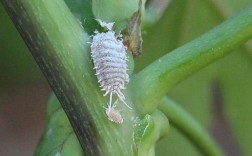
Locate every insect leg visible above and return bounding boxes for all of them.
[115,91,132,109]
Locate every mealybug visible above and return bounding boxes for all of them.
[105,104,123,124]
[91,20,132,112]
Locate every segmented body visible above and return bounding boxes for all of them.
[91,30,128,96]
[105,105,123,124]
[91,20,131,112]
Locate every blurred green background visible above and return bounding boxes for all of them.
[0,4,51,156]
[1,0,252,155]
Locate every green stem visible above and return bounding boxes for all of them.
[159,97,224,156]
[136,0,189,72]
[132,4,252,114]
[1,1,99,155]
[1,1,135,155]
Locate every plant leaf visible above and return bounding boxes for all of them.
[34,94,83,156]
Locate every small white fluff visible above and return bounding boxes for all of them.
[91,20,132,111]
[55,152,61,156]
[105,103,123,124]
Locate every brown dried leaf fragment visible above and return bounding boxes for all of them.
[123,0,143,58]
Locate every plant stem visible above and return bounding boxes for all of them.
[1,1,100,155]
[132,4,252,114]
[159,97,224,156]
[1,1,135,155]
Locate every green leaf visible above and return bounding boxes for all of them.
[133,111,169,156]
[35,94,83,156]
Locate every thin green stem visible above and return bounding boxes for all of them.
[205,0,252,61]
[136,0,189,71]
[132,4,252,114]
[159,97,224,156]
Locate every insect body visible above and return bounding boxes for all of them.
[105,104,123,124]
[91,20,132,123]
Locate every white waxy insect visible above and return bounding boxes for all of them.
[105,103,123,124]
[91,19,132,115]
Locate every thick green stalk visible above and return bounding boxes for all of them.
[159,98,224,156]
[132,4,252,114]
[1,1,135,155]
